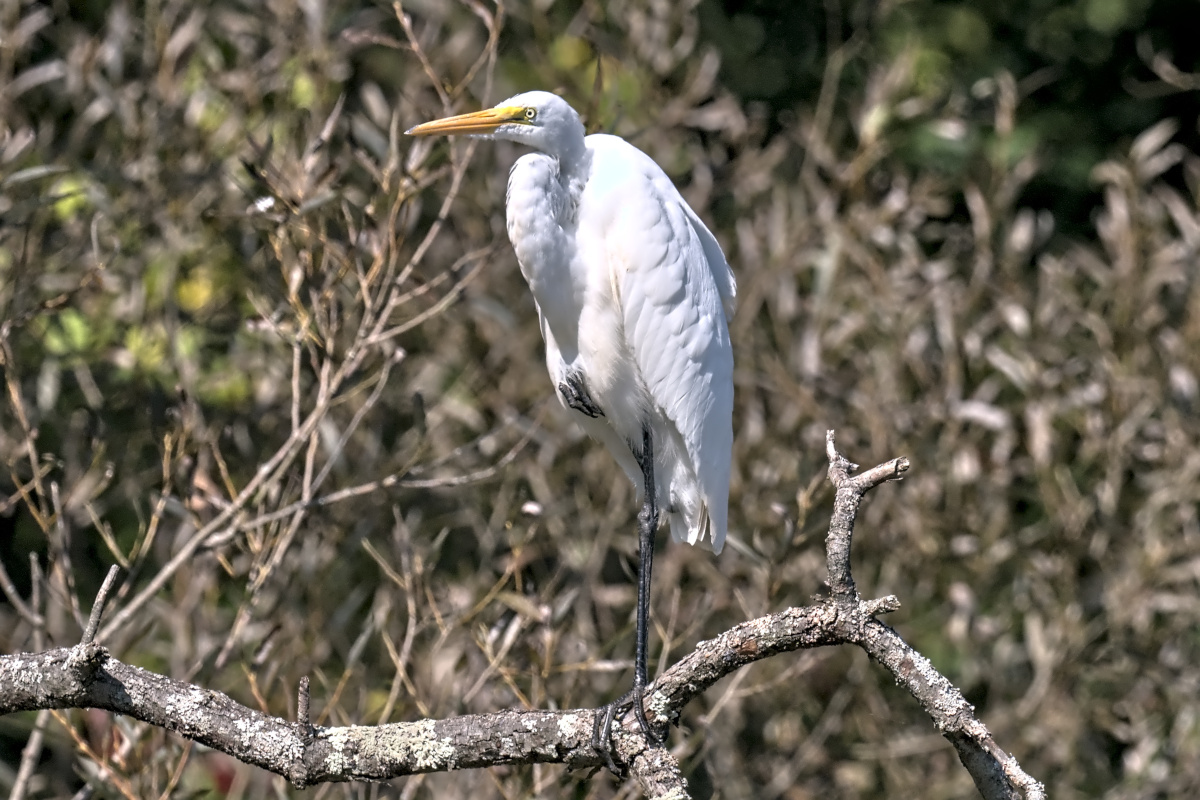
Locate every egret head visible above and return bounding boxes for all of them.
[406,91,585,160]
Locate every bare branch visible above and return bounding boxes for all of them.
[0,588,1035,795]
[0,556,42,629]
[818,432,1043,800]
[0,647,609,782]
[8,710,50,800]
[7,555,48,800]
[80,565,121,645]
[0,434,1042,799]
[0,597,884,788]
[824,430,909,598]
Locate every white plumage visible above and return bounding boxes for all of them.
[410,90,735,553]
[408,89,736,753]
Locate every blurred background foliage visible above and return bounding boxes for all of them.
[2,0,1199,798]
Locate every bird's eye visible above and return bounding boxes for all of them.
[524,107,537,122]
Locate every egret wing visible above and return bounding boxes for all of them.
[594,139,734,551]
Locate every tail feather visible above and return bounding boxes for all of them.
[667,490,725,554]
[661,427,726,553]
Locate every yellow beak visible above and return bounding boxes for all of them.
[405,105,526,136]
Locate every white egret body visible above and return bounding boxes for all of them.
[408,91,735,752]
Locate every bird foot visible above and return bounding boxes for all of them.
[559,373,604,418]
[591,683,664,777]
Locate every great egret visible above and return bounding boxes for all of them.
[407,91,735,756]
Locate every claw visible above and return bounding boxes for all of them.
[591,686,665,777]
[559,373,604,418]
[592,698,626,777]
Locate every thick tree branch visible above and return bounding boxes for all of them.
[0,646,667,787]
[0,432,1043,799]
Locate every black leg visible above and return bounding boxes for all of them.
[559,372,604,418]
[631,425,659,741]
[592,426,662,773]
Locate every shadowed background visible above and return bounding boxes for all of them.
[1,0,1197,797]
